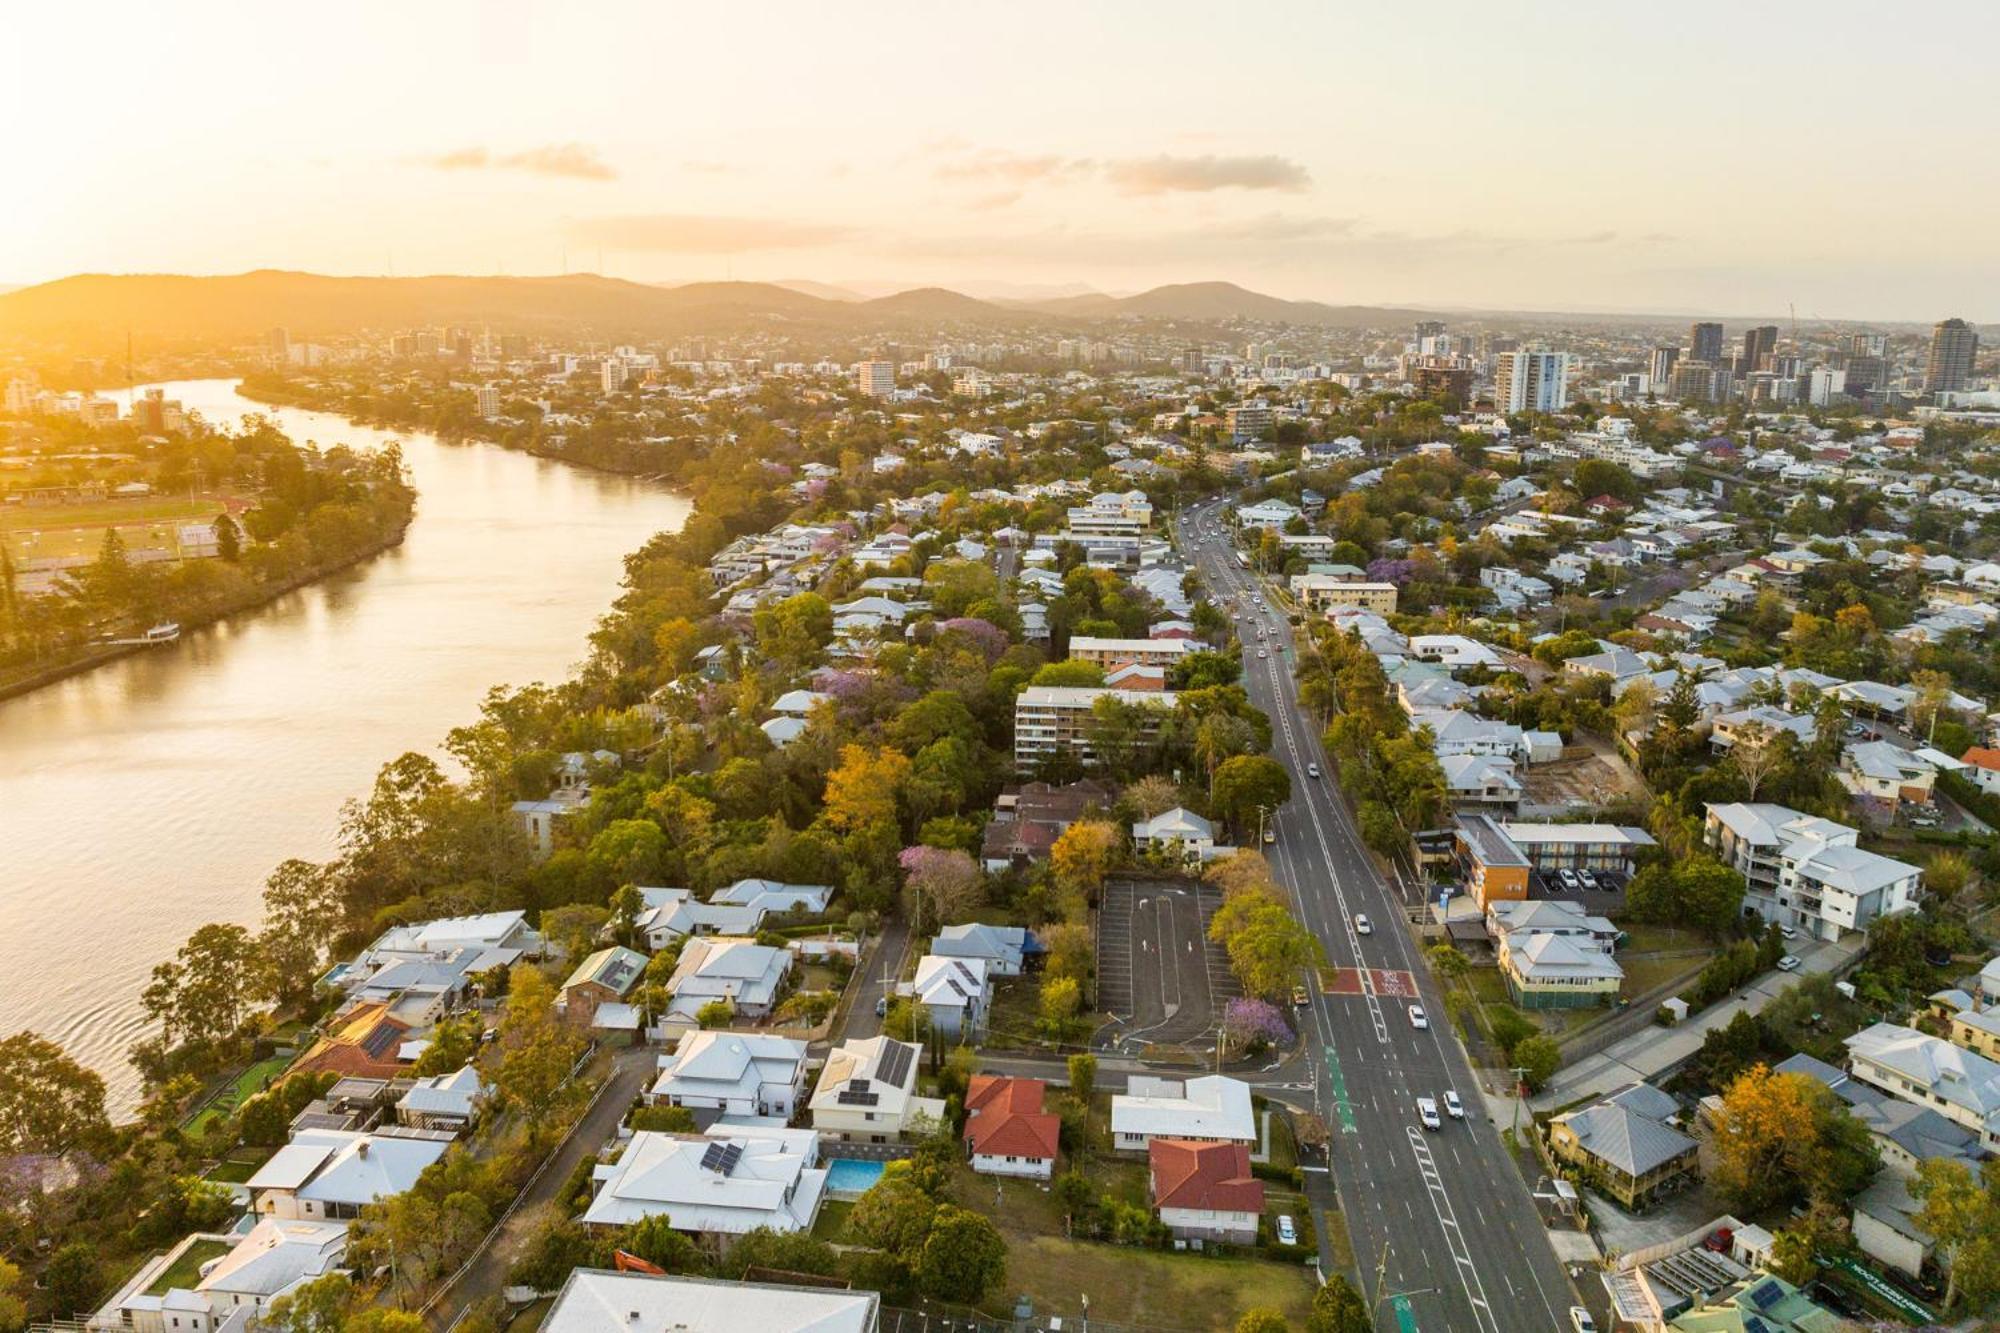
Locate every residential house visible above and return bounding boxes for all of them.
[1131,806,1227,861]
[1547,1083,1698,1209]
[1487,899,1620,954]
[1840,740,1938,810]
[538,1270,878,1333]
[903,955,990,1039]
[290,1003,415,1083]
[979,779,1114,872]
[1291,575,1399,615]
[962,1076,1060,1179]
[92,1219,349,1333]
[929,922,1035,977]
[1439,753,1523,813]
[1704,802,1922,941]
[1500,933,1624,1008]
[1844,1023,2000,1153]
[247,1129,453,1221]
[559,947,649,1026]
[395,1065,484,1134]
[808,1037,946,1143]
[649,1032,809,1121]
[1148,1140,1263,1245]
[580,1125,827,1244]
[665,938,792,1021]
[1111,1075,1256,1153]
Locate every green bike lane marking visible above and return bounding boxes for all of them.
[1325,1046,1358,1134]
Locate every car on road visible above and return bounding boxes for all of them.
[1443,1090,1465,1119]
[1354,913,1372,935]
[1257,649,1268,659]
[1307,762,1320,778]
[1275,1214,1298,1246]
[1569,1308,1598,1333]
[875,996,889,1017]
[1264,827,1277,843]
[1407,1003,1428,1030]
[1776,954,1802,972]
[1417,1096,1441,1130]
[1292,984,1310,1007]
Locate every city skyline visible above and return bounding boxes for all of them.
[8,1,1999,322]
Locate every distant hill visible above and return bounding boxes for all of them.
[769,279,865,302]
[0,269,1435,339]
[1023,280,1433,328]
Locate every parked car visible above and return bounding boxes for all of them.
[1443,1090,1465,1119]
[1776,954,1802,972]
[1276,1215,1298,1246]
[1556,869,1579,890]
[1408,1003,1429,1030]
[875,996,889,1017]
[1570,1308,1598,1333]
[1418,1097,1441,1131]
[1780,925,1798,940]
[1577,870,1599,891]
[1355,913,1372,935]
[1292,985,1310,1007]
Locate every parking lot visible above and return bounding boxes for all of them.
[1530,866,1630,914]
[1096,878,1238,1049]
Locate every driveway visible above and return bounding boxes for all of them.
[426,1045,655,1328]
[833,915,910,1044]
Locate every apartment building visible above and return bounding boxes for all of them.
[1065,490,1153,536]
[1290,574,1398,615]
[1012,685,1178,768]
[1704,803,1922,942]
[1066,636,1194,670]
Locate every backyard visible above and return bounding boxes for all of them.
[146,1239,233,1296]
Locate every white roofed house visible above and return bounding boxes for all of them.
[539,1270,878,1333]
[1439,753,1523,813]
[1703,802,1923,942]
[650,1032,809,1121]
[1839,740,1938,811]
[710,878,833,916]
[93,1219,350,1333]
[1110,1075,1256,1153]
[1845,1024,2000,1154]
[901,955,991,1040]
[810,1037,945,1143]
[581,1124,828,1246]
[247,1129,452,1221]
[1500,933,1624,1009]
[665,937,792,1021]
[1131,806,1229,862]
[395,1064,484,1134]
[929,922,1034,977]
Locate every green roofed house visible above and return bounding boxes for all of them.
[559,946,649,1027]
[1667,1273,1848,1331]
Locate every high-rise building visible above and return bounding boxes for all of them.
[476,384,502,420]
[855,360,896,398]
[1494,347,1570,413]
[1808,367,1847,408]
[1739,325,1779,376]
[1669,362,1726,403]
[1411,361,1473,410]
[266,327,290,361]
[1689,321,1724,364]
[601,359,627,393]
[1649,346,1680,386]
[1925,318,1979,394]
[1848,333,1887,359]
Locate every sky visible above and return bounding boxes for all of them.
[7,0,1997,321]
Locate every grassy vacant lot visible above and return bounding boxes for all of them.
[146,1238,233,1295]
[992,1235,1316,1330]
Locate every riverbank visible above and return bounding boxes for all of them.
[0,513,413,703]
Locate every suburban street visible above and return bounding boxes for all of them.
[1180,499,1580,1333]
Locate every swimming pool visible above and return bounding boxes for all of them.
[825,1158,886,1197]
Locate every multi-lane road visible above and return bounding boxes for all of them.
[1178,498,1579,1333]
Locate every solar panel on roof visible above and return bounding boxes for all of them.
[837,1089,880,1106]
[1746,1281,1784,1312]
[360,1023,403,1059]
[717,1143,744,1176]
[699,1141,728,1171]
[879,1041,914,1086]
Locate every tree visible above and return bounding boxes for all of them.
[585,820,669,887]
[140,921,260,1054]
[608,883,644,947]
[897,845,984,933]
[1513,1035,1561,1091]
[1706,1064,1878,1215]
[1049,820,1118,901]
[1306,1274,1371,1333]
[212,512,242,562]
[1424,943,1469,983]
[1210,754,1291,837]
[1066,1052,1097,1105]
[1030,660,1106,688]
[696,1000,733,1029]
[42,1242,98,1318]
[1208,889,1320,1001]
[0,1258,26,1333]
[823,745,911,833]
[916,1206,1006,1304]
[1912,1157,2000,1313]
[847,1165,940,1254]
[0,1031,108,1157]
[629,1104,697,1133]
[1674,857,1747,938]
[539,904,610,963]
[618,1214,709,1275]
[486,965,584,1144]
[1726,723,1783,801]
[263,1274,358,1333]
[1124,773,1185,819]
[1237,1310,1291,1333]
[257,858,342,1005]
[1039,975,1082,1037]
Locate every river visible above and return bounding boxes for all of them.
[0,379,690,1115]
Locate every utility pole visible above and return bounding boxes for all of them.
[1510,1063,1531,1137]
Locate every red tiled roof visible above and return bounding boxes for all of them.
[1961,746,2000,773]
[1148,1139,1264,1213]
[964,1076,1061,1161]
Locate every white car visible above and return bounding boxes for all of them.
[1275,1214,1298,1246]
[1257,649,1268,659]
[1570,1308,1598,1333]
[1307,762,1320,779]
[1418,1096,1441,1131]
[1443,1090,1465,1120]
[1354,913,1372,935]
[1776,954,1801,972]
[1408,1003,1428,1030]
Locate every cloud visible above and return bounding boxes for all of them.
[418,142,617,180]
[567,213,852,253]
[1207,214,1358,242]
[931,149,1310,197]
[1104,154,1310,195]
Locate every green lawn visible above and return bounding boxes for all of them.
[810,1200,853,1241]
[146,1239,233,1296]
[988,1235,1317,1330]
[184,1055,296,1132]
[1617,923,1707,953]
[204,1148,272,1184]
